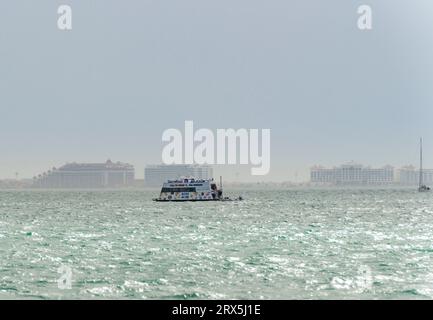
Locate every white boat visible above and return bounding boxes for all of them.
[153,176,242,202]
[418,137,430,192]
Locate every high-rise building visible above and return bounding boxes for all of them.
[310,163,394,185]
[144,164,213,187]
[33,160,134,188]
[398,165,433,185]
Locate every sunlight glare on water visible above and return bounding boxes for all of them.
[1,188,433,299]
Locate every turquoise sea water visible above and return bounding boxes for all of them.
[1,188,433,299]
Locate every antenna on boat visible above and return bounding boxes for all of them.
[220,176,223,191]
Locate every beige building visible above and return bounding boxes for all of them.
[398,165,433,185]
[311,163,394,185]
[33,160,134,188]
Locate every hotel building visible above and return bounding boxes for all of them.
[398,165,433,185]
[33,160,135,188]
[310,163,394,185]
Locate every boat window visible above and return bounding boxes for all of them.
[161,187,196,193]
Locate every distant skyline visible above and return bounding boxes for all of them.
[3,161,431,184]
[1,1,433,182]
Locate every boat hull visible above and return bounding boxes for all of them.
[153,198,242,202]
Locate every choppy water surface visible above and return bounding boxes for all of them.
[1,188,433,299]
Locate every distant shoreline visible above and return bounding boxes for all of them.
[0,185,422,192]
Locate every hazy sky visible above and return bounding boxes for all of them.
[1,1,433,181]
